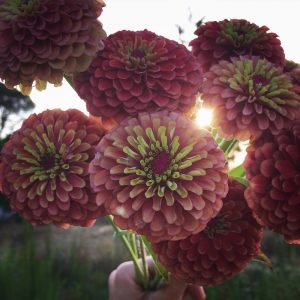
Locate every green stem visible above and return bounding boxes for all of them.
[140,236,169,280]
[105,216,145,286]
[224,139,238,156]
[219,139,238,156]
[139,236,149,289]
[128,232,138,257]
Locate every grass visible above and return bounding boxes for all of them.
[0,223,108,300]
[0,222,299,300]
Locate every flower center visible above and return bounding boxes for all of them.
[203,213,230,238]
[40,153,57,170]
[118,36,158,70]
[253,74,269,86]
[16,129,71,185]
[131,49,145,59]
[151,152,171,174]
[119,126,206,199]
[222,21,258,49]
[0,0,39,18]
[227,59,296,116]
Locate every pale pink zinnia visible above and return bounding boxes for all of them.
[202,56,300,140]
[89,111,228,242]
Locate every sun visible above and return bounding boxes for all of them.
[195,108,213,127]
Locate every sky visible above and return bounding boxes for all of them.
[30,0,300,114]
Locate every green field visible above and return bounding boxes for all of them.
[0,221,299,300]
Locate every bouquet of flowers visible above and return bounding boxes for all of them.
[1,0,300,298]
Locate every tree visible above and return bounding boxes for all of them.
[0,83,35,216]
[0,83,35,137]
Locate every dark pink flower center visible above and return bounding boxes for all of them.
[40,153,57,170]
[151,152,171,174]
[204,212,230,238]
[253,74,269,86]
[131,49,145,58]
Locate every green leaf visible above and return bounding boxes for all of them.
[231,176,249,187]
[229,165,246,177]
[219,139,238,156]
[253,250,273,270]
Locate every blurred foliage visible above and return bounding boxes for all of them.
[0,222,109,300]
[0,135,11,215]
[0,223,299,300]
[0,82,35,136]
[0,81,35,215]
[206,232,300,300]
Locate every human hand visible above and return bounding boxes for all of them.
[108,260,206,300]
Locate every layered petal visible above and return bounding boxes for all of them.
[0,0,106,94]
[244,121,300,243]
[0,109,106,227]
[202,57,300,140]
[74,30,202,123]
[190,19,285,72]
[89,111,228,242]
[152,180,262,286]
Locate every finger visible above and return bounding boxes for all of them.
[150,276,187,300]
[108,270,117,300]
[109,261,146,300]
[183,285,206,300]
[115,261,142,287]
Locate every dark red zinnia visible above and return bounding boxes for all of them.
[0,0,106,94]
[74,29,202,123]
[152,179,262,286]
[0,109,106,227]
[244,121,300,244]
[190,19,285,72]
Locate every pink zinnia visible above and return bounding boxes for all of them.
[284,60,300,95]
[190,19,285,72]
[152,180,262,286]
[0,0,106,94]
[74,30,202,123]
[1,109,106,227]
[244,121,300,244]
[89,111,228,242]
[202,56,300,140]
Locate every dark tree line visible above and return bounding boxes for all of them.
[0,83,35,217]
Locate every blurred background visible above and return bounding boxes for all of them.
[1,0,300,299]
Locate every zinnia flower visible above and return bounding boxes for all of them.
[0,109,106,227]
[0,0,106,94]
[284,60,300,95]
[152,179,262,286]
[190,19,285,72]
[244,121,300,244]
[89,111,228,242]
[74,30,202,123]
[202,56,300,140]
